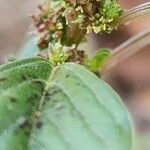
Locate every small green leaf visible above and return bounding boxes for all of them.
[0,57,132,150]
[85,48,111,72]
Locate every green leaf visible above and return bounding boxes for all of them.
[85,49,111,72]
[0,57,132,150]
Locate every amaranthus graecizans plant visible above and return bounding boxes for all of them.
[31,0,122,66]
[0,1,150,150]
[31,0,150,73]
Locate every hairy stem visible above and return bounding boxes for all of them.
[114,1,150,26]
[101,29,150,74]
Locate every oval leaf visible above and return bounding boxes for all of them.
[0,57,132,150]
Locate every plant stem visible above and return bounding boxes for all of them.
[115,1,150,26]
[101,29,150,74]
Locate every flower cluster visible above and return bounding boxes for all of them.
[87,0,123,33]
[32,0,123,50]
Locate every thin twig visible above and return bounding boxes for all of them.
[115,2,150,26]
[101,29,150,74]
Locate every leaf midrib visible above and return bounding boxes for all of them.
[38,65,59,111]
[28,64,61,147]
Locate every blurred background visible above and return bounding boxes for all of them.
[0,0,150,149]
